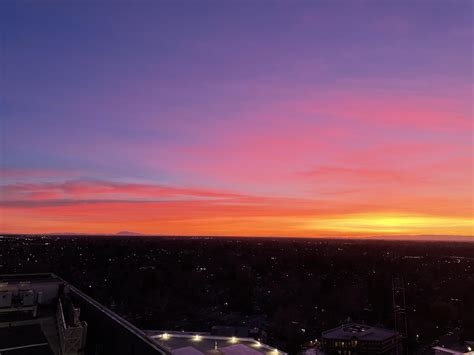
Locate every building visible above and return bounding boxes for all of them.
[432,333,474,355]
[0,273,169,354]
[433,345,474,355]
[0,273,285,355]
[146,331,287,355]
[321,323,400,354]
[0,273,87,355]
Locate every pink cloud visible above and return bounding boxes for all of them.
[289,91,470,131]
[301,166,425,184]
[0,180,244,202]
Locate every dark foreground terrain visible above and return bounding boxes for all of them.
[1,235,473,353]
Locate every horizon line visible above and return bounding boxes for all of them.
[1,232,473,242]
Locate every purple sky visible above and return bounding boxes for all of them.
[1,0,472,237]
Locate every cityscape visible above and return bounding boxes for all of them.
[0,0,472,354]
[1,234,473,354]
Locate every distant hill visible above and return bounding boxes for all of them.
[116,231,143,236]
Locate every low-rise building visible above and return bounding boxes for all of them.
[433,333,474,355]
[147,330,287,355]
[321,323,400,354]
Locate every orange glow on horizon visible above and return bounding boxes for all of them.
[0,175,472,239]
[1,202,472,238]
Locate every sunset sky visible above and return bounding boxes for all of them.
[1,1,472,238]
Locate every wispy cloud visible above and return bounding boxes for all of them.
[0,179,245,203]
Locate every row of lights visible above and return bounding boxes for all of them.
[159,333,278,353]
[160,333,203,341]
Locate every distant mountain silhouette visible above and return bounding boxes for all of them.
[116,231,143,236]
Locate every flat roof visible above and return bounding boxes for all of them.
[0,273,170,355]
[433,332,474,354]
[322,323,398,342]
[0,273,62,285]
[0,274,59,354]
[0,324,53,354]
[147,331,286,355]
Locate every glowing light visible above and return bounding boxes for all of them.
[161,333,170,340]
[304,213,473,235]
[230,336,237,343]
[193,334,202,342]
[254,341,262,348]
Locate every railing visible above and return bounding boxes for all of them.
[52,274,170,355]
[57,297,88,354]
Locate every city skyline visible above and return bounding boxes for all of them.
[1,1,472,238]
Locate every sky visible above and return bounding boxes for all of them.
[0,0,472,238]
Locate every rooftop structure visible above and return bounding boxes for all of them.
[0,274,285,355]
[147,331,287,355]
[0,273,71,355]
[0,324,53,355]
[321,323,400,354]
[433,333,474,355]
[433,346,474,355]
[0,273,169,355]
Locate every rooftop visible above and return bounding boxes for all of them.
[1,274,288,355]
[0,273,62,354]
[0,324,53,355]
[0,273,170,355]
[0,273,60,284]
[147,331,286,355]
[322,323,399,342]
[433,332,474,354]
